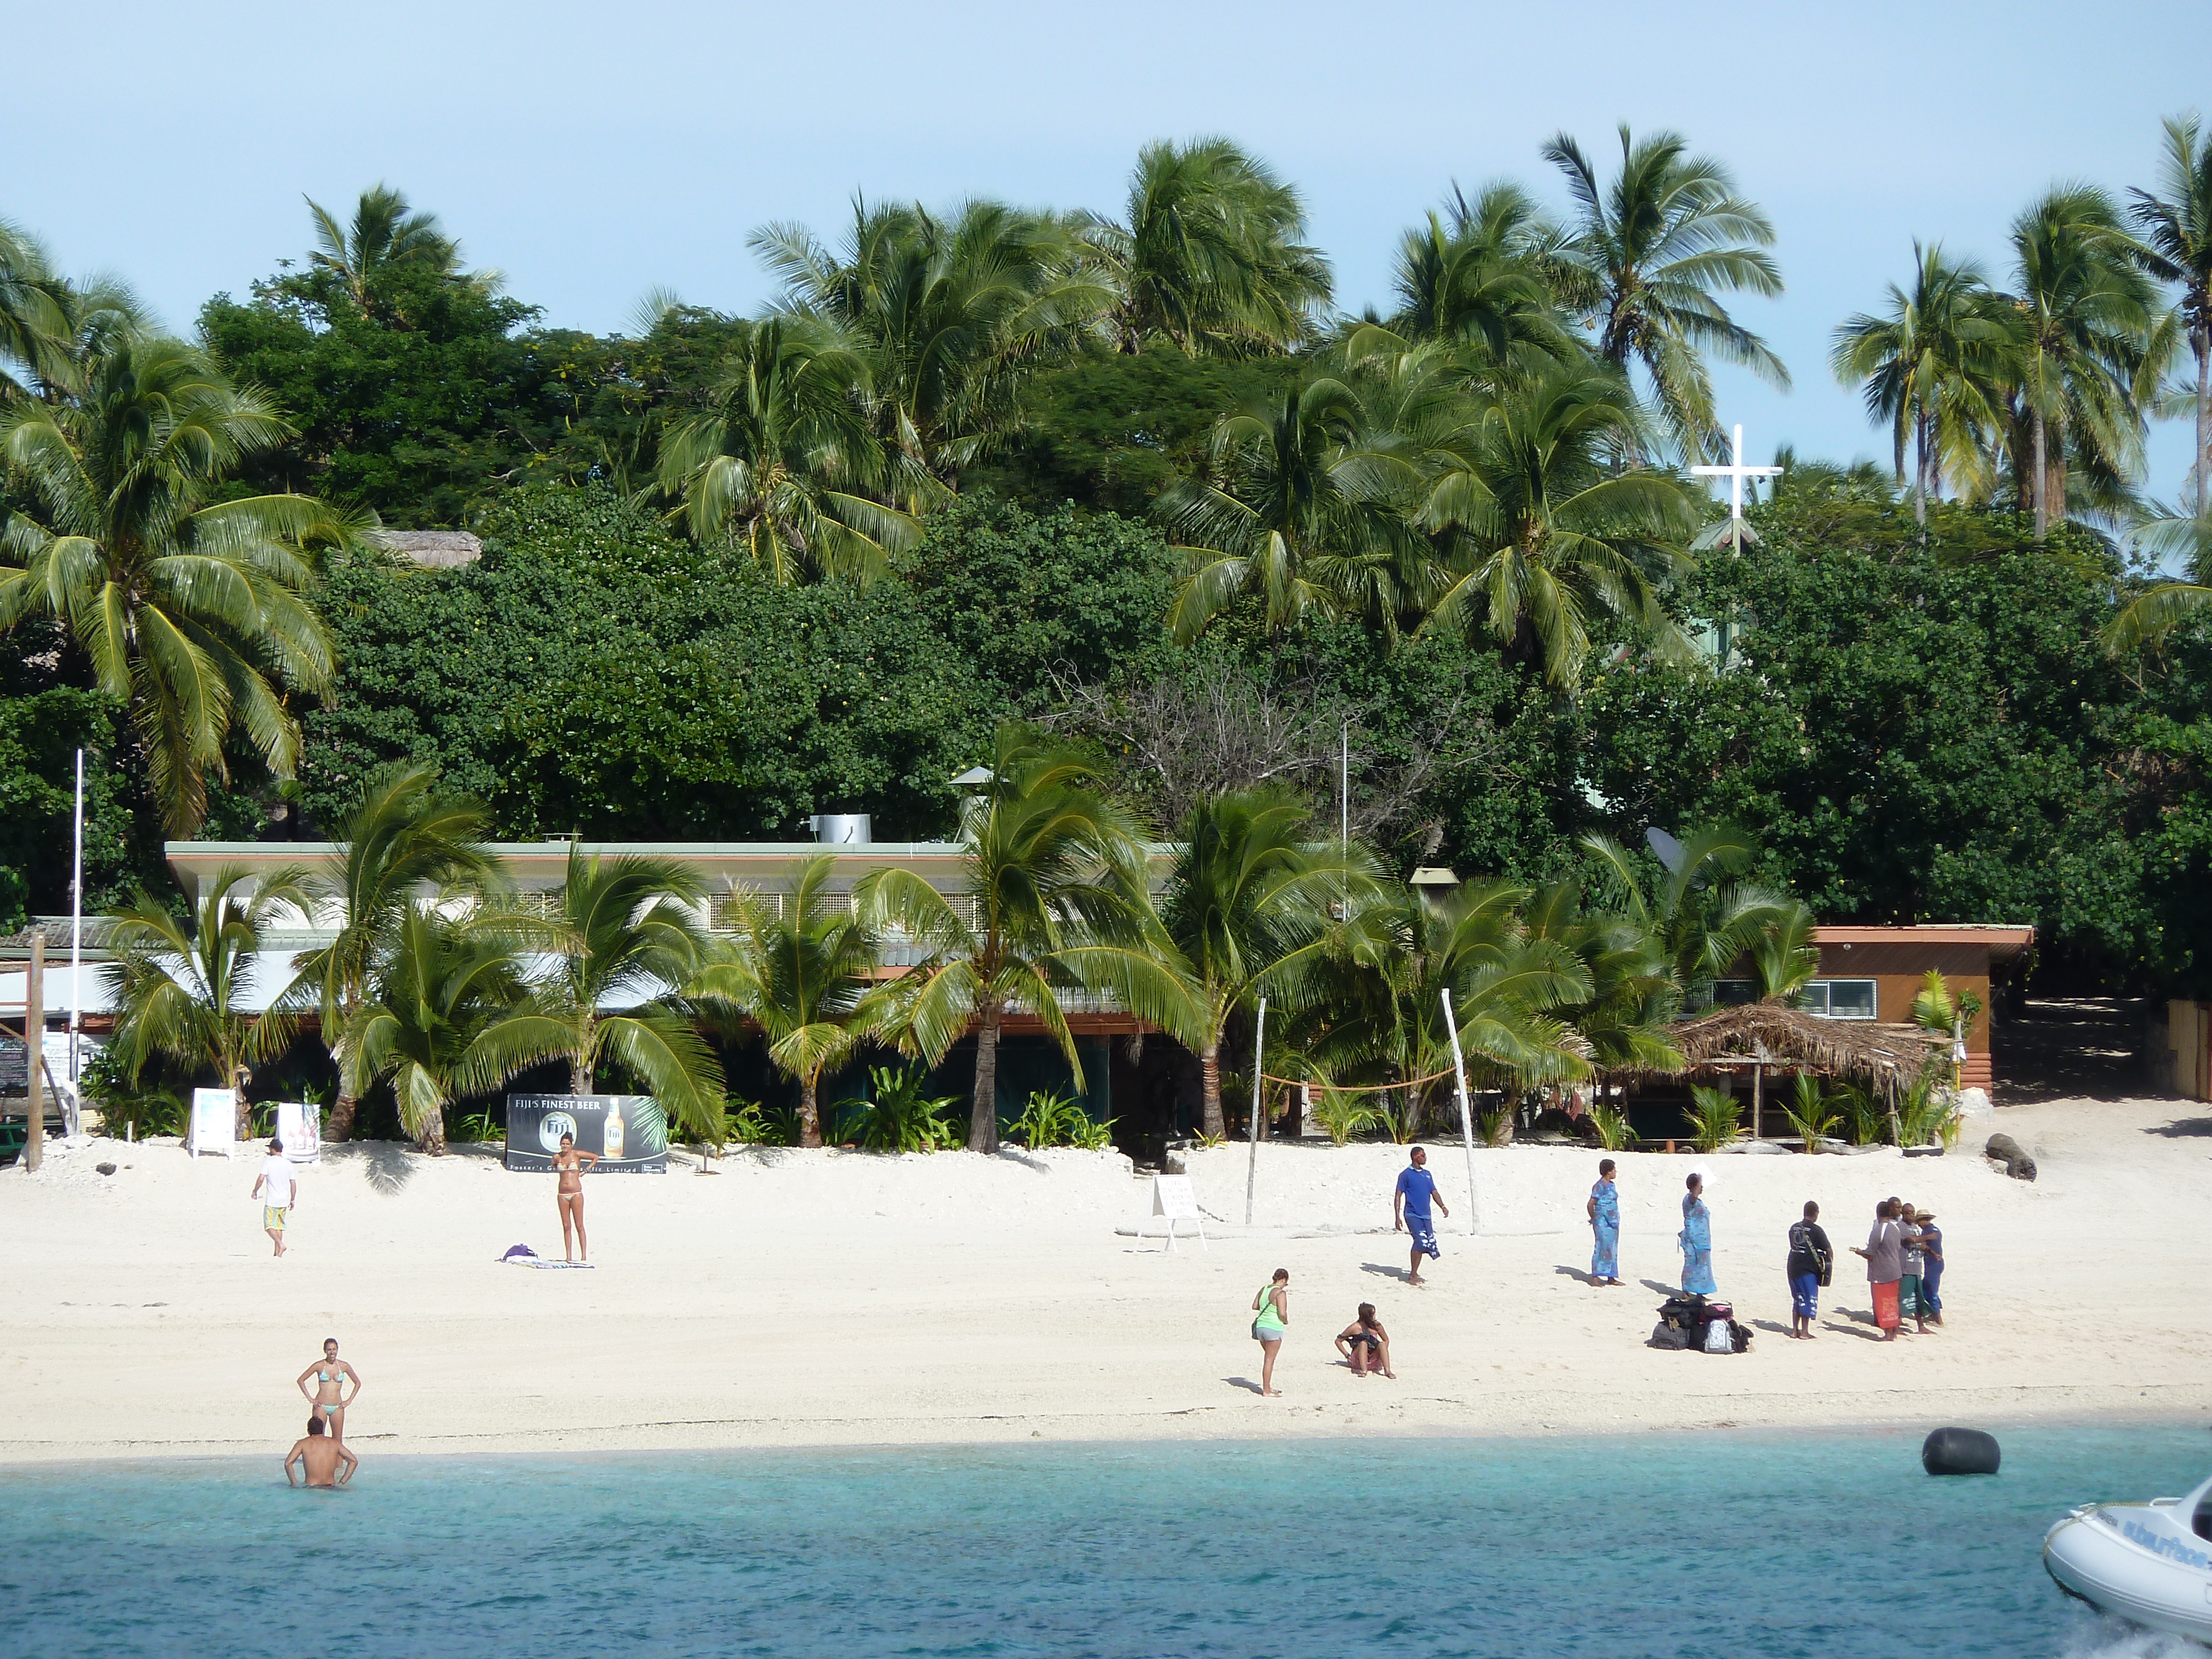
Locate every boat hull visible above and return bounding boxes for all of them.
[2044,1507,2212,1646]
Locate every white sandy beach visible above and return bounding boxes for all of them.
[2,1096,2208,1465]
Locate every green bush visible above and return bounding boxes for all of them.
[1587,1102,1636,1151]
[837,1066,961,1153]
[1310,1084,1382,1146]
[1778,1074,1840,1152]
[1008,1087,1113,1150]
[728,1099,800,1147]
[77,1047,184,1138]
[1686,1086,1746,1154]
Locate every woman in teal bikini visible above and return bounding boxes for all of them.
[296,1338,362,1444]
[1250,1269,1290,1396]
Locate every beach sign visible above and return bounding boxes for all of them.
[1150,1173,1207,1253]
[185,1087,234,1158]
[504,1094,669,1173]
[275,1100,321,1164]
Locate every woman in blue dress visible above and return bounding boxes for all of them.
[1678,1172,1717,1295]
[1585,1158,1622,1285]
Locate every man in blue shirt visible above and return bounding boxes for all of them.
[1393,1145,1450,1285]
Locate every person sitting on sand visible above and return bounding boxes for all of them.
[1785,1201,1833,1340]
[1678,1173,1717,1296]
[1393,1146,1449,1286]
[284,1415,357,1489]
[1250,1269,1290,1397]
[1334,1303,1394,1378]
[250,1138,296,1258]
[1587,1158,1623,1286]
[296,1338,362,1444]
[555,1132,600,1263]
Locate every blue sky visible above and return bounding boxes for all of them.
[11,1,2209,495]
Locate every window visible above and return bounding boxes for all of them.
[1802,979,1877,1021]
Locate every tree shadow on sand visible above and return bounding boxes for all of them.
[2143,1117,2212,1139]
[328,1140,415,1196]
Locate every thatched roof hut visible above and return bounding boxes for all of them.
[1663,1001,1945,1094]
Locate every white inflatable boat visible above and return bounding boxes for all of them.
[2043,1468,2212,1644]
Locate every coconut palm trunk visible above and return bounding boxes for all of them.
[2196,328,2210,519]
[969,1004,1003,1153]
[2032,406,2049,541]
[799,1072,823,1146]
[1199,1039,1225,1140]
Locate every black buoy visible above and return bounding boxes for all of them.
[1922,1426,2002,1475]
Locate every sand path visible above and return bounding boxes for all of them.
[2,1097,2208,1462]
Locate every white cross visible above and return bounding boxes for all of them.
[1691,424,1783,536]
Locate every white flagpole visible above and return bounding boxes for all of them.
[1443,989,1478,1235]
[69,747,84,1094]
[1244,997,1266,1226]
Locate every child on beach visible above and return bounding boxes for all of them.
[1334,1304,1395,1378]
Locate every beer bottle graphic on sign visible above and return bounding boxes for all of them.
[603,1099,625,1161]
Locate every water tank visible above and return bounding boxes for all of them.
[811,814,871,845]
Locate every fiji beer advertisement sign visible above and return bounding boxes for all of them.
[504,1095,669,1173]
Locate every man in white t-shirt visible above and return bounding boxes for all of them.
[251,1138,298,1257]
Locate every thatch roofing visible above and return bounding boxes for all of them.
[1635,1001,1947,1091]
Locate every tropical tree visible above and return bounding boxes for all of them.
[1542,125,1788,462]
[305,184,463,317]
[691,854,883,1148]
[1157,787,1378,1139]
[2006,186,2168,539]
[104,866,310,1136]
[1579,826,1796,1009]
[657,315,919,585]
[1522,876,1682,1072]
[0,218,74,403]
[0,335,355,831]
[286,763,494,1142]
[339,903,530,1155]
[1386,183,1579,371]
[1749,901,1820,1001]
[463,848,724,1138]
[2104,507,2212,652]
[854,727,1195,1152]
[752,198,1101,494]
[1830,243,2013,523]
[1417,361,1697,685]
[2130,114,2212,517]
[1078,138,1331,355]
[1160,375,1423,641]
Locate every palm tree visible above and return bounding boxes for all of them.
[690,854,883,1147]
[752,198,1102,494]
[2105,506,2212,653]
[1542,126,1788,463]
[1158,787,1378,1140]
[1078,138,1331,355]
[1830,243,2012,523]
[1386,183,1580,371]
[2006,186,2168,539]
[1522,875,1683,1073]
[464,848,724,1138]
[1417,361,1697,685]
[657,315,919,585]
[0,335,358,831]
[340,903,530,1154]
[0,217,74,403]
[1749,901,1820,1001]
[305,184,463,316]
[2130,115,2212,517]
[1579,826,1794,1010]
[855,728,1194,1152]
[1160,375,1424,641]
[287,763,494,1142]
[104,866,310,1136]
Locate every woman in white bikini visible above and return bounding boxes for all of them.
[295,1338,362,1444]
[555,1133,599,1262]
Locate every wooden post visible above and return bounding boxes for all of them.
[23,934,42,1172]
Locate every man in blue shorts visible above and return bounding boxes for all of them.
[1393,1145,1450,1285]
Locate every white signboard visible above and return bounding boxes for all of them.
[1149,1173,1207,1253]
[185,1087,235,1158]
[275,1100,320,1164]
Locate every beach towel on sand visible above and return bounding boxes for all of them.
[500,1244,594,1270]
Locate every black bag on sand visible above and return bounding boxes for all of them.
[1650,1292,1705,1350]
[1648,1321,1689,1350]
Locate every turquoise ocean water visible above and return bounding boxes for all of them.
[2,1425,2206,1658]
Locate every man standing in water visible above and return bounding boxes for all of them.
[284,1416,358,1488]
[296,1338,362,1444]
[250,1137,296,1258]
[555,1131,599,1262]
[1392,1145,1449,1286]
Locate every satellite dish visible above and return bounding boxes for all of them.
[1645,827,1687,875]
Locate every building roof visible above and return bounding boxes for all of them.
[1661,1001,1947,1091]
[1812,924,2036,962]
[372,530,482,569]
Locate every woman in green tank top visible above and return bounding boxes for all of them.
[1250,1268,1290,1396]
